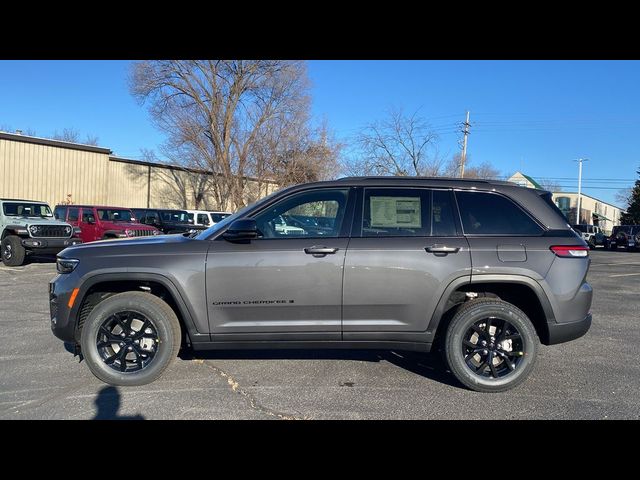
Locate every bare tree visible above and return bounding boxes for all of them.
[52,127,99,145]
[130,60,316,210]
[537,179,562,192]
[351,108,441,176]
[616,187,632,206]
[465,161,501,180]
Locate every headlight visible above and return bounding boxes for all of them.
[152,230,160,235]
[56,258,79,274]
[29,225,39,235]
[125,229,134,237]
[65,226,72,235]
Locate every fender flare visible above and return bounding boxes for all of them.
[427,274,556,337]
[2,226,29,239]
[73,272,203,342]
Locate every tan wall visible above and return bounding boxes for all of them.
[1,138,109,208]
[0,136,277,212]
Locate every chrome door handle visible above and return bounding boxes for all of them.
[425,245,460,254]
[304,246,339,256]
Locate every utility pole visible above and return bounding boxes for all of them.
[575,158,589,225]
[460,111,470,177]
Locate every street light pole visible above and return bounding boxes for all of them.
[575,158,589,224]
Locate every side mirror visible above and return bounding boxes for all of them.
[223,219,259,242]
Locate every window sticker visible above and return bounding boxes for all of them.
[370,196,421,228]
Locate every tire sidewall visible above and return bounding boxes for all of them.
[1,235,26,266]
[81,293,178,386]
[446,302,538,392]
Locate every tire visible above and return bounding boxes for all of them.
[80,291,181,386]
[1,235,26,266]
[444,298,539,393]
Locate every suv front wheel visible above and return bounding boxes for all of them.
[1,235,26,266]
[445,298,539,393]
[80,291,181,386]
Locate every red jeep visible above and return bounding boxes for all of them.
[54,205,160,243]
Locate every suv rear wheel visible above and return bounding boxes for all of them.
[80,291,181,386]
[1,235,26,266]
[444,298,539,393]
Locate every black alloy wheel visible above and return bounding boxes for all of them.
[96,311,159,373]
[462,317,525,379]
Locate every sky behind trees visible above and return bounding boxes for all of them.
[1,60,638,206]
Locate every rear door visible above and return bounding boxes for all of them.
[342,187,471,340]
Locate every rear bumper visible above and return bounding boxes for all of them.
[546,313,592,345]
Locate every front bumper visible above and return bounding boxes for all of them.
[22,237,82,253]
[546,313,592,345]
[49,271,81,343]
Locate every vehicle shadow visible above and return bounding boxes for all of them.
[93,386,145,420]
[180,348,463,389]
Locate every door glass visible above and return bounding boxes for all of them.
[362,188,430,237]
[253,189,349,239]
[67,208,79,222]
[81,209,94,223]
[197,214,210,226]
[432,190,458,236]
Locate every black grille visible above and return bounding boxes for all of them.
[32,225,70,238]
[130,229,156,237]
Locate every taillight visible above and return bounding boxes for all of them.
[550,245,589,258]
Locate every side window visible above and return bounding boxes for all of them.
[362,188,429,237]
[432,190,457,236]
[54,206,67,221]
[456,191,543,235]
[67,207,79,222]
[197,214,210,226]
[253,189,349,239]
[146,211,160,224]
[81,209,95,223]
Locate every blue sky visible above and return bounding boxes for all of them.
[1,60,638,206]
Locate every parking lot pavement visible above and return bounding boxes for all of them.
[1,250,639,420]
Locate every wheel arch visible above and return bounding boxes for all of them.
[429,275,556,346]
[72,272,203,345]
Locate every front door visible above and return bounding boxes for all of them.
[206,188,353,340]
[342,188,471,340]
[80,208,99,242]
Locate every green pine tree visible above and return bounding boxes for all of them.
[620,168,640,225]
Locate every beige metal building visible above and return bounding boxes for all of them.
[0,132,277,211]
[507,171,622,234]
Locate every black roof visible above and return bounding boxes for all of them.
[334,176,514,186]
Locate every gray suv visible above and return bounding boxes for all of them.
[49,177,593,392]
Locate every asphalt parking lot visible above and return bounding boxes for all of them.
[1,249,639,420]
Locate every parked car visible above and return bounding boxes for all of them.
[1,198,81,266]
[608,225,640,251]
[186,210,232,228]
[131,208,206,235]
[572,224,606,249]
[54,205,160,243]
[50,177,592,392]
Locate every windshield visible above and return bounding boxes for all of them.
[160,210,191,223]
[97,209,134,222]
[195,187,286,240]
[2,202,53,217]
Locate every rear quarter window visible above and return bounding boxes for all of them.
[456,191,543,236]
